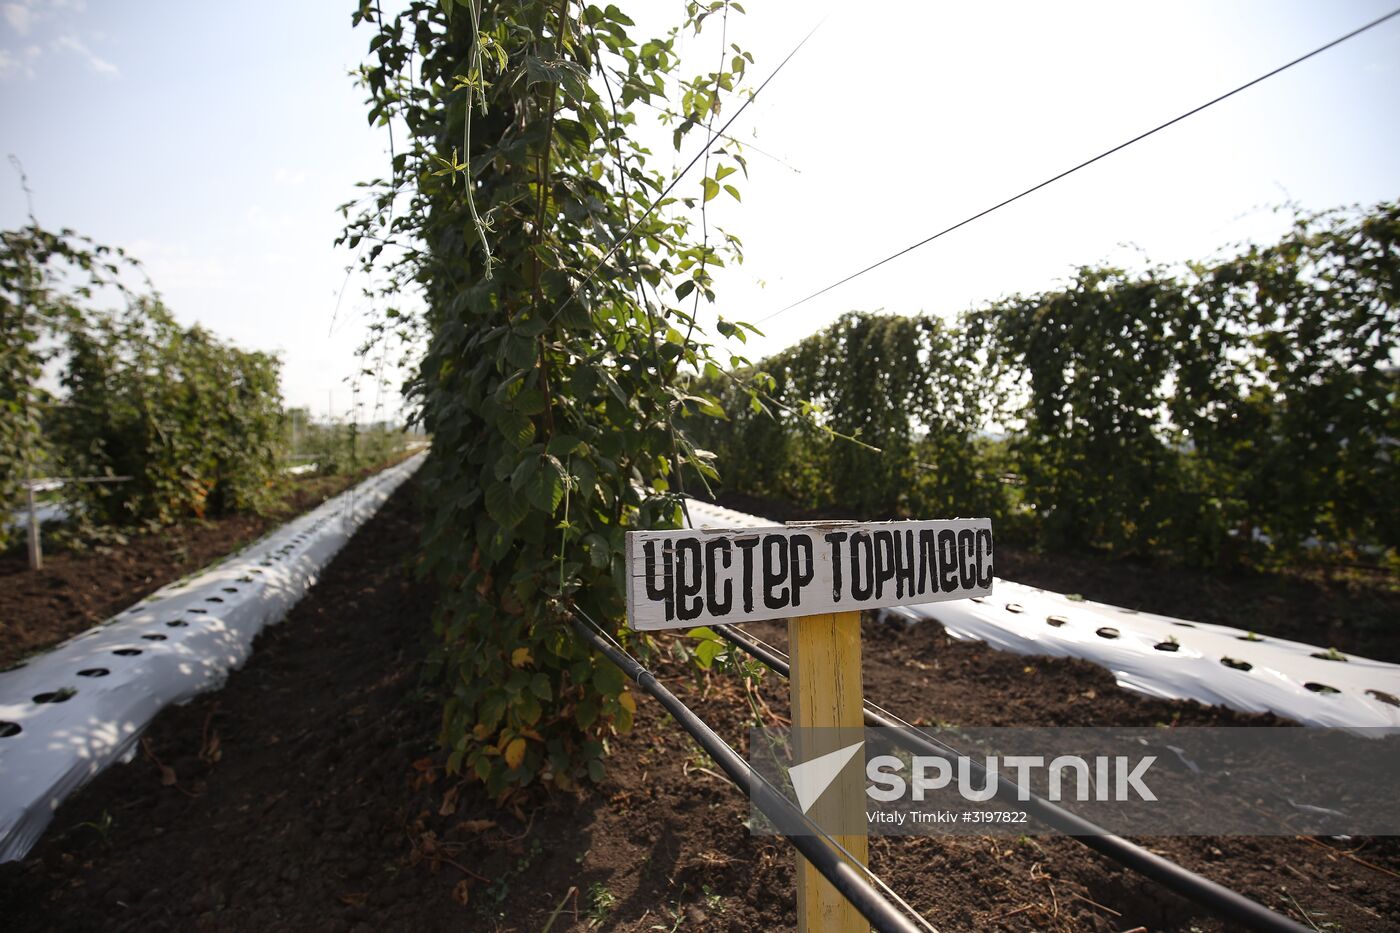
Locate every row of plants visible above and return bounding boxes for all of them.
[285,408,418,477]
[345,0,1394,797]
[691,202,1399,567]
[2,225,283,545]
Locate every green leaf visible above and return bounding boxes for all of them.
[484,483,529,529]
[583,532,610,568]
[576,698,599,729]
[505,334,536,369]
[695,638,724,670]
[702,177,719,202]
[510,454,539,491]
[497,411,535,449]
[546,434,583,457]
[515,693,542,726]
[510,387,547,415]
[592,661,625,696]
[527,468,563,512]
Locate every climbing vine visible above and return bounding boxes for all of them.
[345,0,757,793]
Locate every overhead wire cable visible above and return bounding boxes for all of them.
[631,95,803,173]
[756,5,1400,325]
[546,15,826,326]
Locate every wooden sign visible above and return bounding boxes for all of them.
[624,519,993,631]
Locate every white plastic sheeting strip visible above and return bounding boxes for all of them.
[0,452,426,863]
[683,499,1400,729]
[5,500,68,534]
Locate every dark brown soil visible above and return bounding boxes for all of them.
[715,491,1400,664]
[0,461,407,670]
[2,480,1397,932]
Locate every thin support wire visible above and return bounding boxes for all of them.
[758,5,1400,324]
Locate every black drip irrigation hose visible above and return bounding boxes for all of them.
[567,614,925,933]
[713,624,1310,933]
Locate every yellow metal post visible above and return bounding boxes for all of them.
[787,609,868,933]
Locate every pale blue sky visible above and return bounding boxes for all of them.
[3,1,1398,419]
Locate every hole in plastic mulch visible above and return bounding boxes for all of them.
[1095,627,1120,639]
[78,668,110,677]
[969,596,985,604]
[33,689,75,704]
[1220,657,1253,672]
[188,608,207,614]
[1310,650,1348,662]
[113,648,143,657]
[1005,603,1025,613]
[166,620,188,628]
[206,597,224,603]
[1154,641,1181,652]
[0,722,21,738]
[1304,682,1340,695]
[1046,615,1068,627]
[142,634,167,641]
[1173,622,1197,628]
[222,587,238,594]
[238,576,255,583]
[1367,690,1400,707]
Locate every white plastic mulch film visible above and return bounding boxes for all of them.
[0,453,426,863]
[682,499,1400,730]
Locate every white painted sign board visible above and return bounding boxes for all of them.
[625,519,993,631]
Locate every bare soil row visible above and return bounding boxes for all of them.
[1,479,1395,931]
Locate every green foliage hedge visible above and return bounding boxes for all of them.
[1,225,286,544]
[690,312,1010,524]
[698,202,1399,567]
[52,300,284,524]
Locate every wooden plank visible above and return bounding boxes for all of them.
[624,518,993,630]
[788,609,868,933]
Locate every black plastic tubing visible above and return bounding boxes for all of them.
[569,615,923,933]
[714,623,1308,933]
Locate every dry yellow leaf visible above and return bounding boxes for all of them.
[510,647,533,668]
[504,736,527,769]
